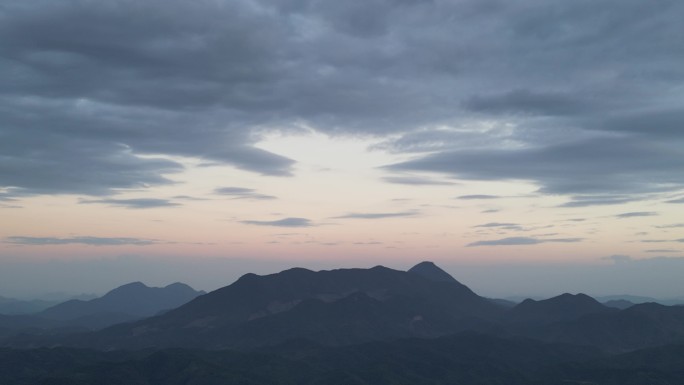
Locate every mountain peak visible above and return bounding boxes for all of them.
[104,282,149,297]
[408,261,457,283]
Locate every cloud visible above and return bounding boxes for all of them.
[656,223,684,229]
[214,187,276,200]
[467,236,582,247]
[473,222,524,231]
[464,89,596,116]
[615,211,659,218]
[0,204,23,209]
[5,236,158,246]
[172,195,209,201]
[603,255,633,264]
[382,176,455,186]
[666,197,684,204]
[387,135,684,198]
[79,198,181,209]
[2,0,684,201]
[646,249,680,253]
[333,211,418,219]
[456,195,501,200]
[559,195,640,208]
[240,217,313,227]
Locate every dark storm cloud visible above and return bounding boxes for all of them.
[464,89,596,116]
[467,236,582,247]
[5,236,158,246]
[2,0,684,200]
[241,217,313,227]
[333,211,418,219]
[214,187,276,200]
[79,198,181,209]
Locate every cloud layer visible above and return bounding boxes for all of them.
[240,217,313,227]
[467,237,583,247]
[1,0,683,204]
[5,236,158,246]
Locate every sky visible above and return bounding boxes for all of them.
[2,0,684,299]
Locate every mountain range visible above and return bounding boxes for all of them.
[2,262,684,383]
[3,261,682,353]
[0,282,204,335]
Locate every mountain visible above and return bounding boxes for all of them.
[38,282,204,329]
[69,263,503,349]
[536,302,684,352]
[594,294,684,306]
[603,299,635,309]
[407,261,458,283]
[508,293,614,326]
[5,263,684,355]
[0,296,58,315]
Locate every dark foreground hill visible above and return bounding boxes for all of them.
[2,333,684,385]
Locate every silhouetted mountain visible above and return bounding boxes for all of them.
[2,261,684,385]
[603,299,635,309]
[0,283,203,340]
[40,282,204,324]
[5,263,684,358]
[594,294,684,306]
[535,302,684,352]
[70,264,503,349]
[407,261,458,283]
[509,293,614,326]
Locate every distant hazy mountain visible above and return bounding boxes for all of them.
[74,263,503,349]
[0,282,204,340]
[603,299,635,309]
[595,295,684,306]
[509,293,614,325]
[0,296,58,315]
[37,282,204,329]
